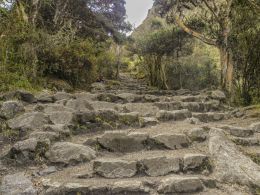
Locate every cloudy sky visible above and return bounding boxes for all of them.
[125,0,154,28]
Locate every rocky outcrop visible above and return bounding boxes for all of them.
[209,128,260,187]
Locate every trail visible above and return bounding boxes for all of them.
[0,73,260,194]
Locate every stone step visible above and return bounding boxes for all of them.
[192,112,227,122]
[156,109,192,122]
[154,100,221,113]
[42,175,215,195]
[85,131,191,153]
[92,152,210,178]
[220,125,254,137]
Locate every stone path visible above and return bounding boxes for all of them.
[0,73,260,194]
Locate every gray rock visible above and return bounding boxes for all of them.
[209,128,260,187]
[65,99,93,111]
[43,124,71,138]
[74,92,97,101]
[97,93,125,103]
[232,137,259,146]
[9,138,50,163]
[0,101,24,119]
[8,112,49,132]
[144,94,160,102]
[29,131,59,142]
[183,154,209,172]
[211,90,226,100]
[16,90,37,103]
[37,93,54,103]
[0,172,37,195]
[111,181,149,194]
[117,93,143,103]
[122,103,159,117]
[157,176,204,193]
[93,159,137,178]
[39,166,57,176]
[181,102,204,112]
[97,131,148,152]
[139,117,158,128]
[220,125,254,137]
[152,134,190,149]
[185,117,202,125]
[186,127,209,142]
[193,112,225,122]
[43,104,74,113]
[204,100,220,112]
[46,142,96,165]
[180,96,203,102]
[49,111,74,125]
[154,102,182,111]
[53,92,74,101]
[250,122,260,133]
[156,109,191,121]
[140,156,181,176]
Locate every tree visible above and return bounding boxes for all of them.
[133,27,191,89]
[230,0,260,105]
[155,0,235,92]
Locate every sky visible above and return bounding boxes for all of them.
[125,0,154,28]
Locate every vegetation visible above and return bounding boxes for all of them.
[0,0,130,91]
[0,0,259,105]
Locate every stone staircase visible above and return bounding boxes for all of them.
[0,73,260,195]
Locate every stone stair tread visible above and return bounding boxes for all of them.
[42,174,215,194]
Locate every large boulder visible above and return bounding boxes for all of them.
[7,112,49,132]
[0,101,24,119]
[97,131,148,152]
[93,159,137,178]
[209,128,260,187]
[0,172,37,195]
[46,142,96,165]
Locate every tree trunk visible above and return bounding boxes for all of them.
[219,46,234,92]
[30,0,40,26]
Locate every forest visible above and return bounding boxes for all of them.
[0,0,259,105]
